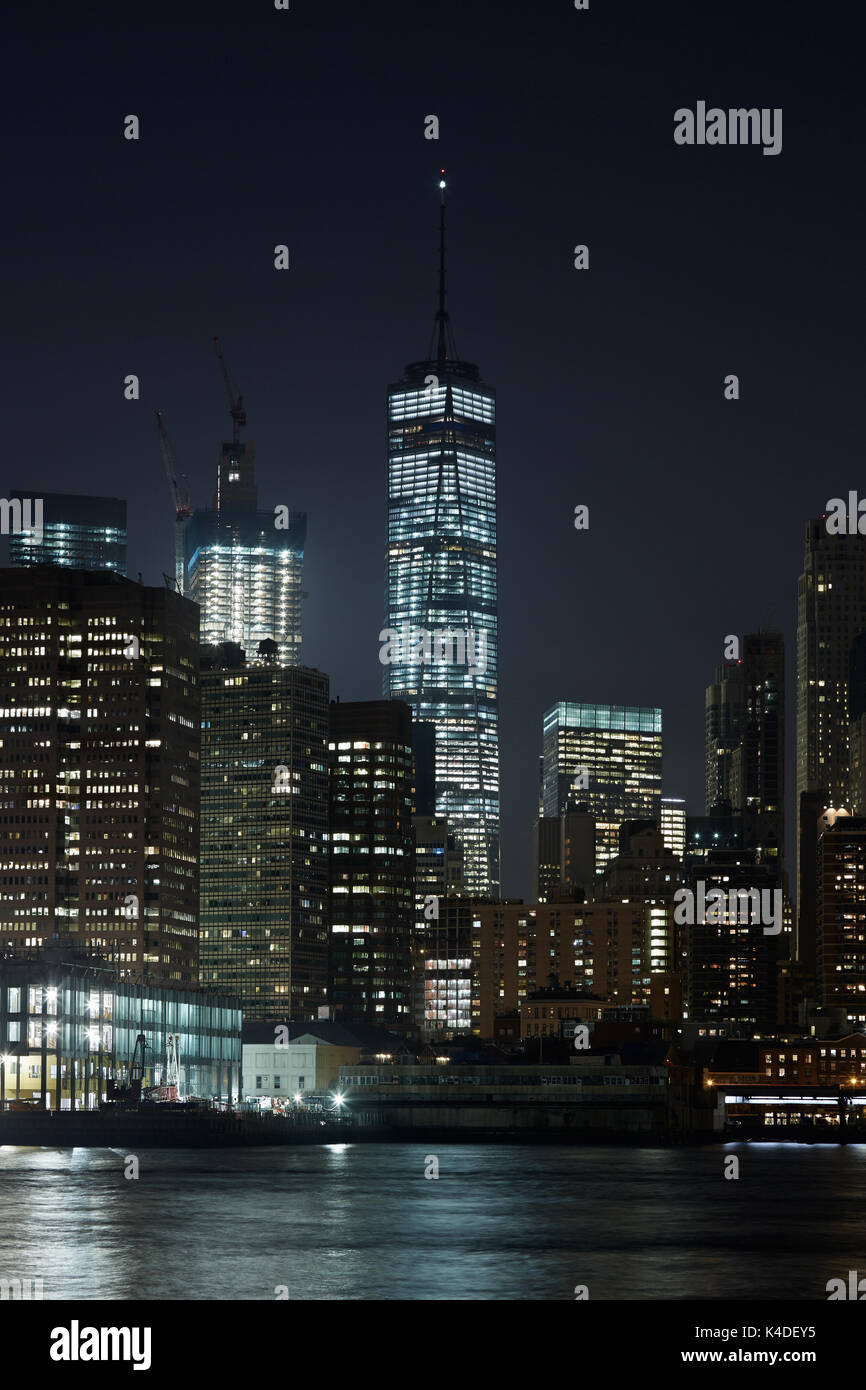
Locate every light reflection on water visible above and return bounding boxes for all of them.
[0,1142,861,1300]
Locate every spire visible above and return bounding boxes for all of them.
[414,173,475,379]
[436,170,448,366]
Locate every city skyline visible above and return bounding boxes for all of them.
[4,0,866,1322]
[6,0,858,900]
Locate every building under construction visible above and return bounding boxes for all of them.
[164,338,307,664]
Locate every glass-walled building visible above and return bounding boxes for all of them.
[186,442,306,666]
[384,189,500,896]
[7,491,126,573]
[0,950,241,1108]
[542,701,663,876]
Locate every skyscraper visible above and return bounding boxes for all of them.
[383,176,500,897]
[601,823,681,975]
[0,568,199,983]
[816,812,866,1024]
[680,853,785,1033]
[541,701,663,876]
[797,518,866,934]
[705,631,784,867]
[413,814,464,1031]
[797,519,866,812]
[848,632,866,813]
[199,647,329,1019]
[532,811,596,902]
[660,797,687,861]
[328,699,415,1030]
[7,490,126,574]
[533,818,562,903]
[186,440,306,665]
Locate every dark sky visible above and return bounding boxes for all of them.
[4,0,865,897]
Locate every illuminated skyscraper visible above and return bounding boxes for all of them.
[797,520,866,809]
[0,568,199,983]
[199,647,329,1020]
[186,441,305,665]
[796,519,866,941]
[816,813,866,1023]
[705,631,784,867]
[660,797,687,861]
[383,176,500,895]
[541,701,663,876]
[328,700,415,1029]
[7,490,126,574]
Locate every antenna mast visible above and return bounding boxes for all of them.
[436,170,448,366]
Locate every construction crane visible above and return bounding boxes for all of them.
[155,410,193,596]
[105,1031,148,1108]
[213,336,246,448]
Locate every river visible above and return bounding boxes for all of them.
[0,1141,860,1299]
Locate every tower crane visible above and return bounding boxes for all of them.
[212,336,246,448]
[155,410,193,596]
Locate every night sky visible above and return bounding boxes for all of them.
[4,0,865,897]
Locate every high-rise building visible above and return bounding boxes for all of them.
[411,720,437,817]
[411,815,464,1031]
[848,632,866,813]
[533,818,562,902]
[383,177,500,896]
[328,700,415,1030]
[7,490,126,574]
[601,823,682,974]
[796,788,828,975]
[186,441,306,665]
[541,701,663,875]
[685,811,742,862]
[0,568,199,983]
[426,897,648,1037]
[560,810,596,900]
[797,518,866,912]
[199,647,329,1019]
[680,853,786,1033]
[533,811,596,902]
[705,631,784,866]
[661,797,687,861]
[816,812,866,1024]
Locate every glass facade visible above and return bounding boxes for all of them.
[186,443,306,665]
[8,491,126,574]
[542,701,663,874]
[384,365,500,896]
[0,956,241,1107]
